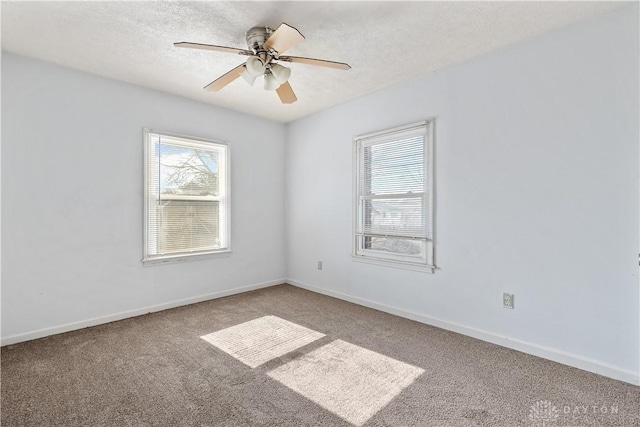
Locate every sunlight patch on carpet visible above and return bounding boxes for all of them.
[200,315,325,368]
[267,339,425,426]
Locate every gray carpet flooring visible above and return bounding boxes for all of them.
[1,284,639,426]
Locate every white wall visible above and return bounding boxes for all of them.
[286,6,639,383]
[1,53,286,341]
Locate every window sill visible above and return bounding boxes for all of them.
[142,250,232,266]
[351,255,435,273]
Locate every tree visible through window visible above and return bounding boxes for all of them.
[144,130,229,263]
[354,120,433,269]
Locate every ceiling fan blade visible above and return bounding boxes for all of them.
[276,82,297,104]
[204,64,245,92]
[263,23,305,54]
[279,56,351,70]
[174,42,251,56]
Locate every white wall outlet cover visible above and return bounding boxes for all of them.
[503,293,514,309]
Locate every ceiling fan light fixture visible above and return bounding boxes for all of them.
[240,67,257,86]
[270,63,292,84]
[245,56,266,77]
[263,72,279,91]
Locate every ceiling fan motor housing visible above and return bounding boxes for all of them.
[245,26,272,53]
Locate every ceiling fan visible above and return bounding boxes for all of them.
[175,23,350,104]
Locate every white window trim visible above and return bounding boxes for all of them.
[142,128,231,265]
[352,119,435,272]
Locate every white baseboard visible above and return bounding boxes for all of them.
[1,278,286,346]
[287,278,640,386]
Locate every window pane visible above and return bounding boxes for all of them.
[362,197,426,238]
[366,236,423,256]
[157,200,219,254]
[158,143,219,197]
[364,136,424,195]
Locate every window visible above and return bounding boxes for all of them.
[143,129,229,264]
[353,120,434,270]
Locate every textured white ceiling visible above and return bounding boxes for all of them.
[1,1,628,122]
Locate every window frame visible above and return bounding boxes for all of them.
[142,128,231,265]
[352,120,434,272]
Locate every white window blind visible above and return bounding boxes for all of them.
[143,129,229,264]
[354,121,434,269]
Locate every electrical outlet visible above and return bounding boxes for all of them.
[317,261,323,270]
[503,293,514,309]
